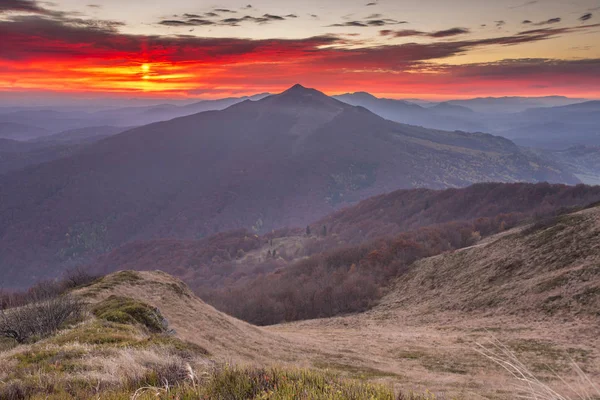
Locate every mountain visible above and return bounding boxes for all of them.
[334,92,485,132]
[530,145,600,184]
[0,95,270,140]
[0,137,42,153]
[428,102,474,116]
[32,126,128,145]
[446,95,588,114]
[0,127,127,175]
[498,101,600,149]
[335,93,600,150]
[90,93,270,127]
[0,85,579,287]
[0,121,50,140]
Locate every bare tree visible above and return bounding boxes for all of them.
[62,267,99,290]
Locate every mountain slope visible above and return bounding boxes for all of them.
[269,205,600,399]
[377,205,600,319]
[0,85,578,287]
[0,121,50,140]
[499,101,600,149]
[75,270,297,363]
[88,183,600,290]
[447,95,587,114]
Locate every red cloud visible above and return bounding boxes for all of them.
[1,14,599,98]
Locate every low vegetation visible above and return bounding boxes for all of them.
[0,295,84,343]
[0,286,415,400]
[92,296,169,333]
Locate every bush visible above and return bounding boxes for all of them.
[1,268,101,311]
[92,296,168,333]
[0,295,84,343]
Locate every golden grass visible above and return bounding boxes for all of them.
[476,337,600,400]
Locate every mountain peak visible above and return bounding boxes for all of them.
[281,84,324,96]
[255,84,345,111]
[288,83,307,91]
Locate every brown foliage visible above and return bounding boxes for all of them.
[203,216,517,325]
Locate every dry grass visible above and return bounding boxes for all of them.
[475,337,600,400]
[69,264,600,399]
[268,206,600,399]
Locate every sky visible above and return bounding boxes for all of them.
[1,0,600,101]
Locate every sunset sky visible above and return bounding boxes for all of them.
[1,0,600,100]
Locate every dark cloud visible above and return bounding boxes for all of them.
[214,8,236,13]
[518,23,600,36]
[449,58,600,80]
[330,21,368,27]
[0,0,50,14]
[522,20,532,24]
[160,11,290,27]
[579,13,592,21]
[286,14,297,18]
[263,14,285,21]
[220,15,280,25]
[366,2,377,5]
[159,19,215,27]
[381,27,470,38]
[0,14,340,62]
[495,20,506,27]
[0,0,70,18]
[380,29,422,37]
[329,16,406,28]
[430,28,470,38]
[532,17,561,26]
[509,1,538,9]
[87,4,101,8]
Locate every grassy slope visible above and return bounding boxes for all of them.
[378,206,600,318]
[0,271,407,399]
[269,206,600,399]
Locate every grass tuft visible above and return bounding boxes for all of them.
[91,296,168,333]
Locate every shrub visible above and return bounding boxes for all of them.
[92,296,168,333]
[0,295,84,343]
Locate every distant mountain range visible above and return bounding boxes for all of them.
[333,92,486,132]
[0,94,269,140]
[334,93,600,151]
[2,90,597,153]
[0,85,578,287]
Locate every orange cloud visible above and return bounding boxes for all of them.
[1,13,599,99]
